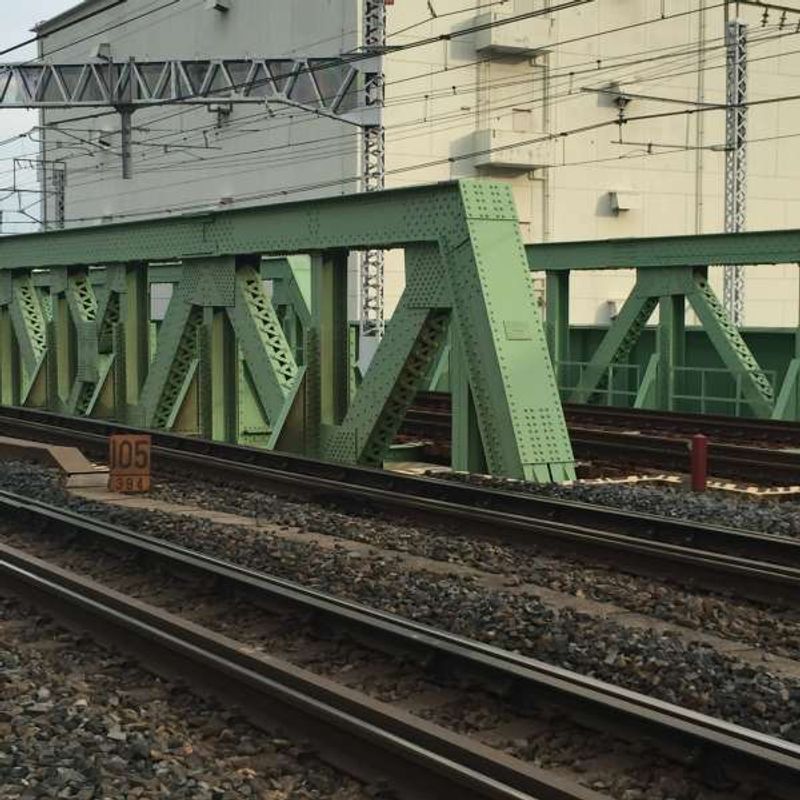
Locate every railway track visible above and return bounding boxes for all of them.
[0,405,798,606]
[2,491,798,800]
[563,403,800,449]
[406,393,800,485]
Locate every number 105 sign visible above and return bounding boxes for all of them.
[108,434,152,493]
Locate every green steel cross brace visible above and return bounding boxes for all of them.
[527,231,800,420]
[0,180,576,483]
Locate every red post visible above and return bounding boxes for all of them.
[690,434,708,492]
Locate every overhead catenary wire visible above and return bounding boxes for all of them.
[15,0,800,225]
[28,0,741,187]
[52,21,798,194]
[39,3,784,178]
[39,12,767,182]
[21,84,800,226]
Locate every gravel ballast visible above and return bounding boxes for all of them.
[0,595,370,800]
[452,473,800,538]
[144,474,800,660]
[0,462,798,745]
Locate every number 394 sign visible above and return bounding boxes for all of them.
[108,434,152,493]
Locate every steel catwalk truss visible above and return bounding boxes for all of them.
[360,0,387,340]
[1,56,376,182]
[0,58,369,119]
[723,19,748,326]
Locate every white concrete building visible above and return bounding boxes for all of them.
[35,0,800,327]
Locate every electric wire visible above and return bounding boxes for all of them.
[23,84,800,226]
[54,22,795,192]
[40,17,761,183]
[10,4,800,228]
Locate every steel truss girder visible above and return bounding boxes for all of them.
[527,228,800,270]
[3,274,48,404]
[143,298,203,430]
[0,180,574,482]
[40,267,120,418]
[227,260,300,426]
[63,270,101,415]
[567,267,774,418]
[0,58,371,122]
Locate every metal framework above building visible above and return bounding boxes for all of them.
[0,57,375,121]
[360,0,388,340]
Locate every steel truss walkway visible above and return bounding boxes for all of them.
[0,180,575,483]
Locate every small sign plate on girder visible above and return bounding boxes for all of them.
[108,434,151,493]
[503,320,534,340]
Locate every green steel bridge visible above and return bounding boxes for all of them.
[0,179,797,482]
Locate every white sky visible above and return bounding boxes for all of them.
[1,1,80,232]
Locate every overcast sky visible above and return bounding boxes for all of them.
[1,1,79,232]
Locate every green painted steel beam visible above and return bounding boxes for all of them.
[263,256,312,328]
[569,292,658,404]
[686,273,774,418]
[528,228,800,270]
[0,183,470,271]
[657,295,685,410]
[545,271,569,378]
[773,359,800,421]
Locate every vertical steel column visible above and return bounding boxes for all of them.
[200,308,237,443]
[312,250,350,428]
[119,108,134,180]
[657,295,685,410]
[450,319,486,474]
[545,271,570,387]
[52,165,66,229]
[51,278,75,403]
[123,265,150,413]
[723,18,747,325]
[360,0,387,340]
[0,307,18,405]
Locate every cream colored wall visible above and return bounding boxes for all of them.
[39,0,800,327]
[381,0,800,327]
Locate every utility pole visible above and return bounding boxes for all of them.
[694,0,707,234]
[361,0,388,343]
[723,12,748,326]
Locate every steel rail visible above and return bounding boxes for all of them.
[1,497,798,798]
[568,427,800,485]
[402,408,800,484]
[562,403,800,447]
[410,392,800,484]
[0,543,586,800]
[0,406,799,605]
[417,392,800,447]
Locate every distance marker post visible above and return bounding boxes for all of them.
[109,434,151,493]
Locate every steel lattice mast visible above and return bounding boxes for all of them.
[723,18,747,326]
[360,0,387,340]
[0,57,371,180]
